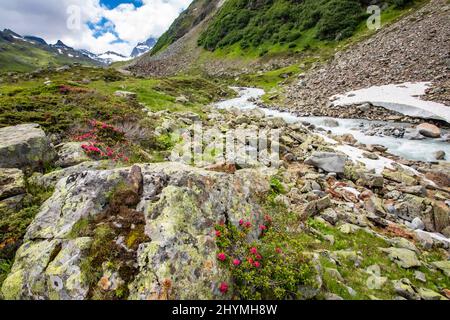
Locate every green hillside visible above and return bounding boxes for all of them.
[0,32,100,73]
[198,0,415,53]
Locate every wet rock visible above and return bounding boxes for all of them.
[55,142,90,168]
[363,152,379,160]
[417,123,441,138]
[305,152,347,174]
[0,168,25,200]
[380,247,421,268]
[322,119,339,127]
[433,150,446,160]
[0,124,56,170]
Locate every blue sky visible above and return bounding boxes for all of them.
[0,0,192,56]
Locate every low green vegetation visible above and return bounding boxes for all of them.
[0,66,232,141]
[0,181,54,288]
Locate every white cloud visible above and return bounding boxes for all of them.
[0,0,192,56]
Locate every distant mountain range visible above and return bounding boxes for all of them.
[0,28,158,72]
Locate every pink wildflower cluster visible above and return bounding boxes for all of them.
[75,120,129,162]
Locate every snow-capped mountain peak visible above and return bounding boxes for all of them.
[131,37,157,58]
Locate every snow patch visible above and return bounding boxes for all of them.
[331,82,450,124]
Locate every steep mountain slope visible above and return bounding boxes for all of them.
[128,0,420,77]
[127,0,224,76]
[0,29,102,72]
[150,0,222,55]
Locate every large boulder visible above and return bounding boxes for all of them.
[2,163,273,300]
[417,123,441,138]
[0,124,56,170]
[305,152,347,174]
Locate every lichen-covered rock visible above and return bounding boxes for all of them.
[382,169,417,186]
[25,169,128,240]
[380,247,421,268]
[393,278,420,300]
[365,196,387,218]
[1,238,92,300]
[1,239,61,300]
[394,195,426,222]
[55,142,91,168]
[129,164,272,300]
[431,261,450,277]
[0,168,25,200]
[0,124,56,170]
[431,203,450,233]
[29,160,117,189]
[45,237,92,300]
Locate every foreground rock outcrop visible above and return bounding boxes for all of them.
[0,124,56,170]
[2,163,273,300]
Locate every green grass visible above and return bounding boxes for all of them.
[308,219,450,299]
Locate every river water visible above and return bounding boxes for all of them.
[216,87,450,163]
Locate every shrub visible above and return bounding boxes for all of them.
[214,214,316,299]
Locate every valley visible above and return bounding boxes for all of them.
[0,0,449,301]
